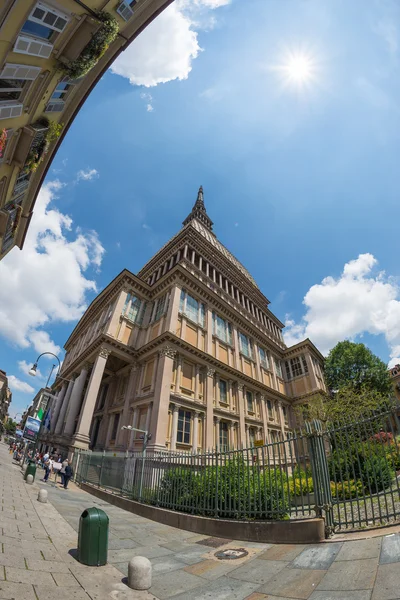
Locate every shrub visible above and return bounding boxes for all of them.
[361,455,394,493]
[58,11,119,79]
[330,479,363,500]
[369,431,394,444]
[155,460,289,520]
[289,469,314,497]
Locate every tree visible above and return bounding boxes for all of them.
[4,420,16,435]
[324,341,392,396]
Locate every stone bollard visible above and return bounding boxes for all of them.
[38,489,48,503]
[26,474,34,485]
[128,556,152,590]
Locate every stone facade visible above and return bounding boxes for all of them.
[0,369,11,424]
[45,188,326,456]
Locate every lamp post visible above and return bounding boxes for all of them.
[121,426,152,499]
[29,352,61,385]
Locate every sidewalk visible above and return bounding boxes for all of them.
[2,443,400,600]
[0,443,156,600]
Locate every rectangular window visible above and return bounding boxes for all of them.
[50,78,74,101]
[219,422,228,451]
[0,63,41,81]
[249,428,255,448]
[110,413,120,441]
[219,379,227,403]
[180,289,205,326]
[246,390,253,413]
[239,332,253,359]
[177,409,191,444]
[153,293,168,322]
[0,79,28,102]
[21,2,69,41]
[282,405,288,422]
[123,293,142,323]
[285,355,309,380]
[212,312,232,345]
[259,347,269,369]
[267,399,272,416]
[13,35,53,58]
[97,384,108,410]
[116,0,137,21]
[274,358,283,378]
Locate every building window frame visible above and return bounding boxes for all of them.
[239,331,253,359]
[212,312,233,345]
[219,379,228,404]
[110,413,120,442]
[179,289,205,327]
[274,358,283,379]
[21,2,69,42]
[246,390,254,414]
[219,421,229,451]
[258,346,269,369]
[285,354,309,380]
[177,409,191,445]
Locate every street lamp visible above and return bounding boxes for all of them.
[29,352,61,385]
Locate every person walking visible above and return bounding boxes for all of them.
[63,461,73,489]
[59,458,68,486]
[42,456,52,482]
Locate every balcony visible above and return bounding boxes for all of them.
[9,120,48,168]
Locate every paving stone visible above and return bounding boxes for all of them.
[0,581,36,600]
[111,562,129,577]
[292,544,343,570]
[52,572,80,587]
[108,546,173,562]
[184,558,246,581]
[34,586,89,600]
[230,558,288,585]
[26,559,70,573]
[310,592,373,600]
[166,574,260,600]
[335,538,382,562]
[371,563,400,600]
[379,534,400,565]
[243,594,269,600]
[150,556,188,574]
[173,544,211,565]
[258,544,306,562]
[316,558,378,591]
[0,553,26,568]
[258,567,327,599]
[150,569,204,599]
[5,567,55,585]
[107,538,139,550]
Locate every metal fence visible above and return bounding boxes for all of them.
[74,404,400,537]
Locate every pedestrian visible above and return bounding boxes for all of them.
[42,456,52,483]
[63,461,73,489]
[60,458,68,486]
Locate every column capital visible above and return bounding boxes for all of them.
[214,416,221,424]
[237,383,244,392]
[159,345,177,359]
[129,362,139,372]
[82,361,92,371]
[206,367,215,378]
[99,347,111,359]
[194,411,200,417]
[172,403,181,413]
[228,421,233,429]
[260,394,265,401]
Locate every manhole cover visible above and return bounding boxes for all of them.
[215,548,248,560]
[197,537,232,548]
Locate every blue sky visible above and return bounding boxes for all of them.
[1,0,400,419]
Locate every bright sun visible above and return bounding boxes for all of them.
[285,54,313,82]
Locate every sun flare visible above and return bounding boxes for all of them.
[285,54,313,82]
[272,49,318,91]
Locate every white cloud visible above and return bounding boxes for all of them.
[8,375,35,394]
[110,0,230,88]
[0,181,105,355]
[142,223,151,230]
[284,253,400,367]
[18,360,44,380]
[76,168,99,182]
[140,92,154,112]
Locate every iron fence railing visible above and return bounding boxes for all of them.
[74,404,400,536]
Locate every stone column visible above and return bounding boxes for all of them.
[228,421,234,449]
[148,346,176,450]
[71,348,111,448]
[228,380,233,411]
[206,309,213,355]
[214,417,220,451]
[166,284,182,333]
[55,377,75,435]
[170,404,180,451]
[205,368,215,449]
[194,365,200,399]
[128,407,139,450]
[174,355,182,394]
[237,383,246,448]
[192,411,200,452]
[278,401,286,438]
[260,395,268,443]
[116,364,139,449]
[106,290,128,337]
[63,364,90,437]
[145,402,152,434]
[51,383,67,433]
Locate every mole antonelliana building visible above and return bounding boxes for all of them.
[45,188,326,456]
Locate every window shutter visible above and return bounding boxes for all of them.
[45,100,65,113]
[14,35,53,58]
[0,63,41,80]
[0,104,23,120]
[116,1,134,21]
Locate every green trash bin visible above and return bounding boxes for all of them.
[24,460,37,481]
[77,507,109,566]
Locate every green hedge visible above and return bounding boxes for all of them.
[155,459,289,520]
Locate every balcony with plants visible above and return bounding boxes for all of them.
[57,11,119,80]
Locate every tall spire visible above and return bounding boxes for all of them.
[182,186,214,231]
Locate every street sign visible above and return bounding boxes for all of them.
[254,439,264,448]
[23,417,41,442]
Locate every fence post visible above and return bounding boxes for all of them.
[305,419,335,538]
[99,450,105,488]
[74,449,81,483]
